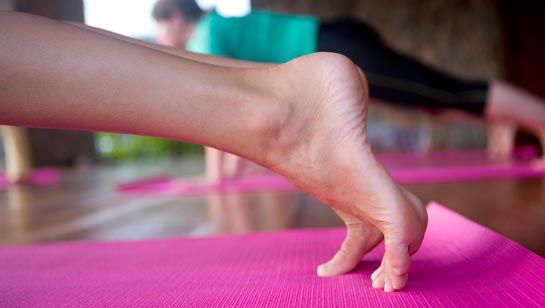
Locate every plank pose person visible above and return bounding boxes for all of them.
[151,0,545,182]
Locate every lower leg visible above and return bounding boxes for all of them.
[0,11,283,166]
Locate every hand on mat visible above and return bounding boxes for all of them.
[487,123,545,165]
[485,80,545,163]
[487,122,516,161]
[266,53,428,291]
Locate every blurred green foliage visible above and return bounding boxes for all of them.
[95,133,203,161]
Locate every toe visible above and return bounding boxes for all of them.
[317,236,363,277]
[385,239,411,276]
[318,211,382,277]
[391,272,409,291]
[379,239,411,291]
[372,258,387,290]
[370,266,382,281]
[374,233,412,292]
[384,273,393,292]
[372,270,384,289]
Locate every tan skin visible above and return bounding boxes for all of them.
[1,11,427,292]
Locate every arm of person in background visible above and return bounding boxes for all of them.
[1,11,428,292]
[485,81,545,163]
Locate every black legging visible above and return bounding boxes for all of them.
[318,19,489,115]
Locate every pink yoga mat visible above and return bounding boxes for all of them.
[1,203,544,307]
[0,168,60,188]
[117,147,545,196]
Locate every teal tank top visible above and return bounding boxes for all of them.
[186,10,319,63]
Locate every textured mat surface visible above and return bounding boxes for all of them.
[117,147,545,196]
[0,168,60,188]
[1,203,545,307]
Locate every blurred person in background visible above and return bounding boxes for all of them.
[153,0,203,49]
[152,0,545,182]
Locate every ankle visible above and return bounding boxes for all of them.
[241,66,299,169]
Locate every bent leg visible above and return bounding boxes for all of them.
[317,19,489,116]
[318,19,545,159]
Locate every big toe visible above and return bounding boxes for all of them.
[317,222,381,277]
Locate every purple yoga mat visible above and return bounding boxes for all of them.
[1,203,544,307]
[0,168,60,188]
[117,147,545,196]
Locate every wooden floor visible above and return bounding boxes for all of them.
[1,156,545,258]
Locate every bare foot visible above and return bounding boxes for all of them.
[262,53,428,291]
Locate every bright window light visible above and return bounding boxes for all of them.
[196,0,251,17]
[84,0,252,39]
[84,0,159,39]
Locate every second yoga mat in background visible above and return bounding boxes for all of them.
[117,147,545,196]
